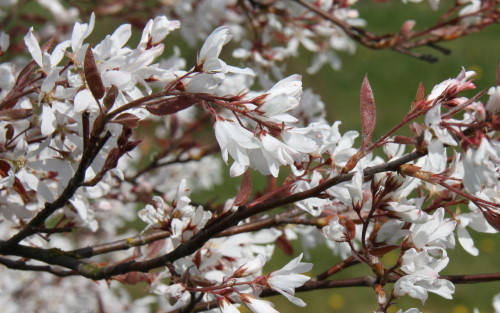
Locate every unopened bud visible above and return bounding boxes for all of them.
[103,85,119,111]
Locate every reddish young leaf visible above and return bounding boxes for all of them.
[339,216,356,240]
[0,61,37,110]
[341,150,362,174]
[360,74,376,149]
[14,60,37,90]
[145,239,166,259]
[394,135,417,145]
[411,81,425,111]
[0,160,11,175]
[145,95,199,116]
[41,37,55,54]
[193,250,202,269]
[4,124,14,141]
[102,147,121,171]
[117,127,133,146]
[0,161,28,202]
[84,45,105,100]
[481,209,500,232]
[276,232,294,256]
[103,84,119,110]
[123,139,141,153]
[111,113,140,128]
[0,109,33,121]
[113,272,156,285]
[234,169,252,206]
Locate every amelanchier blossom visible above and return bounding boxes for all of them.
[266,253,312,307]
[0,2,498,313]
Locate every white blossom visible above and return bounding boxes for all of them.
[233,254,267,278]
[393,274,454,303]
[267,253,312,307]
[0,31,9,52]
[241,294,280,313]
[323,217,347,242]
[218,298,241,313]
[409,208,457,250]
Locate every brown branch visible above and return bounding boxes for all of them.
[67,230,171,259]
[187,272,500,312]
[316,256,360,281]
[0,151,426,280]
[68,150,426,280]
[217,210,319,237]
[31,226,74,234]
[0,256,77,277]
[291,0,368,42]
[291,0,499,62]
[0,129,112,251]
[442,272,500,284]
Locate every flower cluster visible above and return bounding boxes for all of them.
[0,2,497,313]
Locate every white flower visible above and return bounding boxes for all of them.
[396,309,422,313]
[323,217,347,242]
[40,104,57,136]
[293,171,330,216]
[259,132,301,175]
[385,201,431,223]
[346,171,363,207]
[494,293,500,313]
[233,254,267,277]
[409,208,457,250]
[240,294,280,313]
[138,196,169,230]
[285,27,318,55]
[485,86,500,113]
[257,75,302,123]
[198,26,232,72]
[402,0,440,10]
[393,274,454,303]
[459,0,481,25]
[139,16,180,47]
[214,119,260,176]
[456,211,497,256]
[253,131,316,177]
[426,68,476,101]
[462,138,499,193]
[0,31,9,52]
[37,0,78,23]
[400,248,449,277]
[424,104,457,147]
[24,27,44,68]
[375,220,409,245]
[71,13,96,54]
[394,246,454,303]
[218,298,241,313]
[267,253,312,307]
[153,283,191,311]
[307,50,341,74]
[186,26,253,93]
